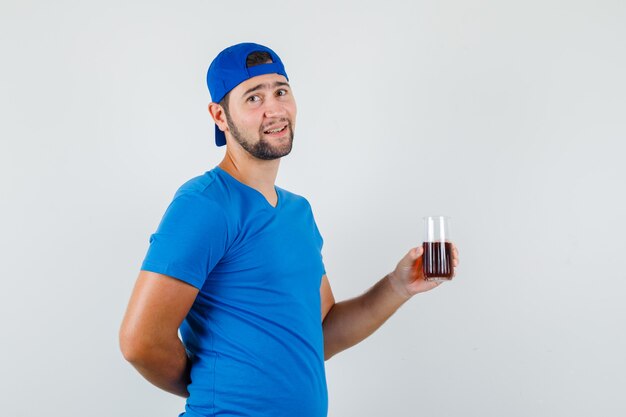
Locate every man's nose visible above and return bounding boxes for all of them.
[264,98,287,118]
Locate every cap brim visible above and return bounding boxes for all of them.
[215,125,226,146]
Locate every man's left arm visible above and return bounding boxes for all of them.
[321,244,459,360]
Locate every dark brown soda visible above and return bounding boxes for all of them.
[422,242,453,280]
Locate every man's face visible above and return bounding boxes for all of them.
[223,73,297,160]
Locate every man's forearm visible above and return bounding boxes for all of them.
[322,274,409,360]
[123,337,191,398]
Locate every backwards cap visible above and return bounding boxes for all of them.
[206,42,289,146]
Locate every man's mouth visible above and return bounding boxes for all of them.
[263,124,288,135]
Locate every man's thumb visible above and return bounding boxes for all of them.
[398,246,423,268]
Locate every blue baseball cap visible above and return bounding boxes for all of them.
[207,42,289,147]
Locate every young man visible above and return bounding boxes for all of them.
[119,42,459,417]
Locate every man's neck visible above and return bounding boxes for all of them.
[218,150,280,206]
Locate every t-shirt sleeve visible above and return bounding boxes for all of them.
[314,224,326,276]
[140,191,228,289]
[309,205,326,276]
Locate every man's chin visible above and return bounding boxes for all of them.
[255,144,293,160]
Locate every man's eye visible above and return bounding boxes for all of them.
[276,89,287,96]
[247,95,260,102]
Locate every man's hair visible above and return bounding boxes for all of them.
[219,51,273,115]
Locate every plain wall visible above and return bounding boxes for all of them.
[1,0,625,416]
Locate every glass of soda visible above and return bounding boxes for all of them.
[422,216,454,282]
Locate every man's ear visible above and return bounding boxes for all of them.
[208,102,228,133]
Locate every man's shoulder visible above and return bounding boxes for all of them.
[277,186,318,216]
[175,169,219,196]
[277,185,308,203]
[174,167,240,204]
[164,168,235,216]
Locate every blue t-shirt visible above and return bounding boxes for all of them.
[141,166,328,417]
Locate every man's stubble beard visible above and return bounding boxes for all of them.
[224,112,294,161]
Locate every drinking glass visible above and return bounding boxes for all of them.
[422,216,453,282]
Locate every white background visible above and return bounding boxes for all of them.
[1,1,625,416]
